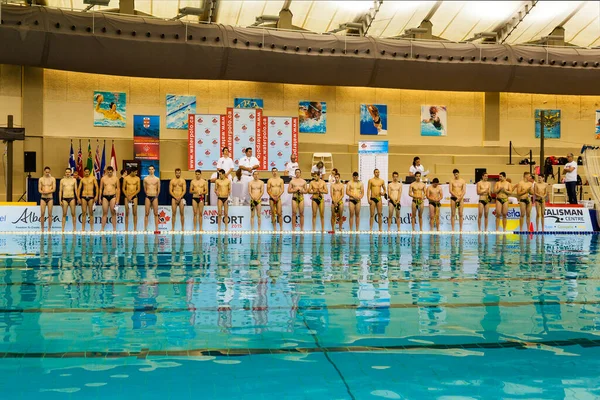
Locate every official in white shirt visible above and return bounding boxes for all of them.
[238,147,260,184]
[286,154,299,177]
[564,152,578,204]
[409,157,428,177]
[216,147,235,179]
[311,161,326,178]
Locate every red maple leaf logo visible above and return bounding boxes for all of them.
[205,128,211,134]
[277,130,283,136]
[270,141,276,146]
[234,113,240,119]
[234,136,241,142]
[197,117,204,123]
[249,114,255,120]
[284,141,290,146]
[197,139,203,145]
[205,150,211,155]
[361,143,367,149]
[212,161,217,166]
[284,120,290,126]
[212,118,218,124]
[270,161,276,166]
[249,137,255,142]
[242,125,248,131]
[158,210,171,223]
[270,120,276,125]
[212,139,218,145]
[277,151,283,157]
[198,161,204,166]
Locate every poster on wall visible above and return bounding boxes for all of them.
[298,101,326,134]
[188,114,226,171]
[93,91,126,127]
[166,95,196,129]
[360,104,387,135]
[420,105,447,136]
[596,110,600,139]
[227,108,265,168]
[265,117,299,170]
[358,141,389,205]
[535,109,561,139]
[234,98,264,109]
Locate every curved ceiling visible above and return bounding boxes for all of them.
[26,0,600,47]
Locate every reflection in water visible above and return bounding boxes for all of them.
[0,234,597,353]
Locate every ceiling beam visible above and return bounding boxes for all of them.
[493,0,538,44]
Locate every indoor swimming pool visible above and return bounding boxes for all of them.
[0,233,599,399]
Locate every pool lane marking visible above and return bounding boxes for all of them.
[1,337,599,359]
[0,299,596,314]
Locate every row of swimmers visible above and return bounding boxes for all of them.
[36,164,547,233]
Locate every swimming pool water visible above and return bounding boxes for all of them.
[1,233,599,399]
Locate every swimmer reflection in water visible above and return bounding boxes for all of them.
[95,93,125,122]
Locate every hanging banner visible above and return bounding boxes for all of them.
[265,116,298,171]
[134,115,160,178]
[188,114,225,171]
[358,141,389,205]
[227,108,262,167]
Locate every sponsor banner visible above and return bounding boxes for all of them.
[267,116,295,171]
[228,108,260,163]
[187,115,196,170]
[1,205,592,233]
[188,114,223,171]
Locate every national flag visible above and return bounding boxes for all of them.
[68,141,76,172]
[86,140,93,172]
[100,140,106,177]
[77,140,83,177]
[94,141,101,180]
[110,141,117,171]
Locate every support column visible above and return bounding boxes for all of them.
[119,0,135,15]
[483,92,500,145]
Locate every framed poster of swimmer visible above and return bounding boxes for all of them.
[420,105,447,136]
[93,91,126,127]
[360,104,387,135]
[535,109,561,139]
[596,110,600,140]
[298,101,326,134]
[166,95,196,129]
[234,98,264,109]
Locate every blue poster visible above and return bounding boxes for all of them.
[234,98,264,109]
[535,109,561,139]
[166,95,196,129]
[360,104,387,135]
[298,101,326,134]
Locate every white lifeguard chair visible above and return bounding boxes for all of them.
[551,183,567,204]
[312,152,334,172]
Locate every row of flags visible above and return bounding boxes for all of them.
[69,140,117,179]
